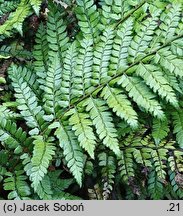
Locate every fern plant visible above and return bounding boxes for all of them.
[0,0,42,37]
[0,0,183,200]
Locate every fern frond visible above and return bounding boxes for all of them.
[92,27,114,85]
[101,85,138,128]
[0,0,31,36]
[0,0,19,17]
[83,97,120,156]
[54,122,84,186]
[151,149,167,180]
[156,3,181,44]
[43,54,62,117]
[60,42,78,108]
[128,6,160,62]
[9,65,41,98]
[68,108,96,159]
[118,75,165,119]
[136,63,179,107]
[3,170,31,200]
[30,0,42,15]
[152,118,169,145]
[100,0,143,25]
[148,169,164,200]
[8,64,45,135]
[100,0,113,25]
[47,2,69,61]
[110,0,137,20]
[33,23,49,86]
[99,152,116,200]
[72,38,93,99]
[75,0,100,39]
[109,18,133,76]
[0,117,30,151]
[169,150,183,174]
[22,65,41,98]
[172,109,183,148]
[48,170,73,192]
[1,0,183,200]
[35,175,53,200]
[155,48,183,78]
[88,183,103,200]
[171,39,183,57]
[162,69,183,94]
[174,150,183,173]
[20,153,33,177]
[0,44,32,60]
[118,150,134,183]
[0,106,20,120]
[30,136,56,191]
[123,134,152,167]
[169,170,183,199]
[47,170,79,199]
[53,191,81,200]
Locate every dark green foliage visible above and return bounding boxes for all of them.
[0,0,183,200]
[0,0,20,18]
[0,0,42,36]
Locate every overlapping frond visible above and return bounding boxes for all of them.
[30,136,56,191]
[3,170,31,200]
[92,27,114,85]
[68,108,96,159]
[0,117,30,151]
[172,108,183,148]
[0,44,32,60]
[30,0,42,15]
[100,0,143,25]
[117,75,165,119]
[136,63,179,107]
[47,1,69,61]
[0,0,19,17]
[99,152,116,200]
[154,48,183,78]
[8,64,45,135]
[72,38,93,99]
[43,54,62,117]
[83,97,121,156]
[156,3,181,44]
[101,85,138,128]
[33,23,49,86]
[76,0,100,39]
[0,0,43,37]
[152,118,169,145]
[109,18,133,76]
[0,0,31,36]
[1,0,183,200]
[60,42,78,108]
[128,6,160,62]
[54,122,84,186]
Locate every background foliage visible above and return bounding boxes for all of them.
[0,0,183,200]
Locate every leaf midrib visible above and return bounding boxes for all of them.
[57,33,183,121]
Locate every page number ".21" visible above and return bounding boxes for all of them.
[167,203,180,212]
